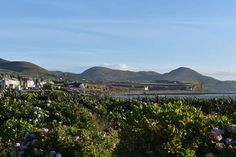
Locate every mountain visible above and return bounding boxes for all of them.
[0,58,9,64]
[0,61,47,73]
[79,67,236,91]
[79,67,161,82]
[160,67,235,91]
[161,67,206,81]
[0,58,55,78]
[0,58,236,91]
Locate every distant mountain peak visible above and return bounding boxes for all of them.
[170,67,199,73]
[162,67,203,81]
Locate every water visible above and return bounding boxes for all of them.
[114,93,236,99]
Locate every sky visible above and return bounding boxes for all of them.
[1,0,236,80]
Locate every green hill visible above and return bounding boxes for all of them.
[0,58,236,91]
[79,67,236,91]
[79,66,161,82]
[0,58,54,78]
[159,67,236,91]
[0,61,47,73]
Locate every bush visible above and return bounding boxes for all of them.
[116,101,231,157]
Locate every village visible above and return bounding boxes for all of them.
[0,74,199,97]
[0,76,87,92]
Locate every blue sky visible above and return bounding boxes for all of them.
[1,0,236,80]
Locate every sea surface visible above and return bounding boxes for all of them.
[114,93,236,99]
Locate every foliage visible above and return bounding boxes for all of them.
[116,101,232,157]
[1,91,236,156]
[0,91,117,157]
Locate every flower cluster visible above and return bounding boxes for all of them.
[10,132,41,157]
[32,106,49,125]
[10,128,54,157]
[210,127,224,142]
[49,151,62,157]
[206,125,236,156]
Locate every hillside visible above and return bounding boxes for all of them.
[79,67,236,91]
[0,61,47,73]
[0,58,9,64]
[159,67,236,91]
[79,67,161,82]
[0,58,236,91]
[0,58,55,78]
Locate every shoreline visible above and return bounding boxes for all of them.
[112,91,236,97]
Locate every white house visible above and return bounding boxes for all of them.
[144,86,149,91]
[79,83,86,92]
[2,78,20,89]
[26,80,36,89]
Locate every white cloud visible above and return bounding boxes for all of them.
[99,63,137,71]
[115,64,136,71]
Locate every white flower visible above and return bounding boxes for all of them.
[112,143,117,150]
[15,143,21,147]
[42,128,49,134]
[215,134,223,142]
[34,106,39,110]
[211,128,223,142]
[215,143,226,150]
[225,138,233,145]
[55,153,62,157]
[34,118,39,124]
[73,136,80,142]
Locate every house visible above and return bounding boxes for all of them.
[19,77,36,89]
[144,86,149,91]
[26,80,36,89]
[19,77,28,89]
[79,83,86,92]
[2,78,20,90]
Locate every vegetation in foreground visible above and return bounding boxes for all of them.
[1,91,236,156]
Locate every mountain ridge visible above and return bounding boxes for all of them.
[0,58,54,78]
[79,66,161,82]
[0,58,236,91]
